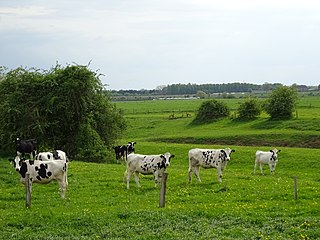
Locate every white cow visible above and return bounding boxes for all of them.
[188,147,235,183]
[125,152,175,189]
[10,155,68,198]
[254,148,281,175]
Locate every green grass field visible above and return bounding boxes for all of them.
[1,95,320,239]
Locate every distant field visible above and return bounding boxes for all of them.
[115,95,320,148]
[1,95,320,239]
[114,94,320,115]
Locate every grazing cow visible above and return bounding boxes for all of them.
[15,138,37,159]
[254,148,281,175]
[188,148,235,183]
[125,152,175,189]
[113,145,127,162]
[10,155,68,198]
[126,141,136,155]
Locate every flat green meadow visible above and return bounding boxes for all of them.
[1,95,320,239]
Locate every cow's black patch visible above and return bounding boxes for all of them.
[157,161,165,169]
[19,162,28,178]
[36,163,49,179]
[29,160,34,165]
[52,150,59,160]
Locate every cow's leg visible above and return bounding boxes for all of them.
[254,161,257,174]
[217,167,222,183]
[126,170,132,189]
[154,171,160,187]
[134,172,141,188]
[194,166,201,182]
[123,170,128,182]
[58,178,67,198]
[188,166,193,182]
[260,163,264,175]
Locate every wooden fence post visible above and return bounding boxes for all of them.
[159,172,168,208]
[294,176,298,200]
[26,173,31,208]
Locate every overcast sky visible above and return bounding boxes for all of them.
[1,0,320,90]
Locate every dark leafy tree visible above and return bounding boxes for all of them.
[263,86,298,120]
[0,64,126,161]
[194,99,230,123]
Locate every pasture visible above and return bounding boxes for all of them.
[1,95,320,239]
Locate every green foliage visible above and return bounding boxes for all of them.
[0,65,126,161]
[237,98,261,120]
[264,86,298,120]
[194,99,230,123]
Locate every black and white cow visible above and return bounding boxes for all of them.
[36,150,69,185]
[254,148,281,175]
[113,145,127,162]
[188,147,235,183]
[126,141,136,155]
[15,138,37,159]
[10,155,68,198]
[113,141,136,162]
[125,152,174,189]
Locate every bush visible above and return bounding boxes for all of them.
[194,99,230,123]
[0,64,126,161]
[264,86,298,120]
[237,98,261,120]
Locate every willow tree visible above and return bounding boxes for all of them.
[0,64,126,162]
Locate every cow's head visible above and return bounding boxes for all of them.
[160,152,175,167]
[220,148,235,161]
[15,137,21,146]
[127,141,136,151]
[269,148,280,174]
[10,155,24,172]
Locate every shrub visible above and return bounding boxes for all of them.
[264,86,298,120]
[194,99,230,123]
[0,64,126,161]
[237,98,261,120]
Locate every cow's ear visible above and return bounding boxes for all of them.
[170,155,175,159]
[220,149,225,153]
[8,158,13,163]
[231,149,235,153]
[160,155,165,159]
[278,150,281,153]
[269,150,273,153]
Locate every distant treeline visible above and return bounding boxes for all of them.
[162,83,264,95]
[111,82,291,96]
